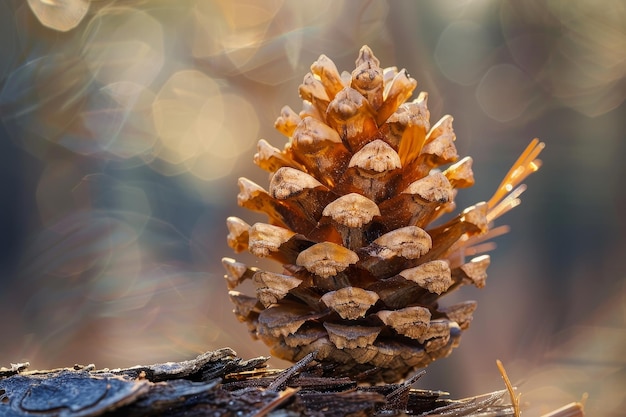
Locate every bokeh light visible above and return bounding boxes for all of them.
[435,20,493,86]
[476,63,535,122]
[27,0,90,32]
[152,70,225,165]
[501,0,626,117]
[0,1,624,415]
[81,7,164,87]
[81,81,158,159]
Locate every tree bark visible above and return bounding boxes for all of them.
[0,348,519,416]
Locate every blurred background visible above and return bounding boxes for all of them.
[0,0,624,415]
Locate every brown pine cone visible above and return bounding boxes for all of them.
[222,45,544,383]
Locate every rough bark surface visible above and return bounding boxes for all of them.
[0,348,515,416]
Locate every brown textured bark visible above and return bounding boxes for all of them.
[0,348,518,416]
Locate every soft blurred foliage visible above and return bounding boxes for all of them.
[0,1,624,415]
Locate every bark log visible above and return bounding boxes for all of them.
[0,348,516,416]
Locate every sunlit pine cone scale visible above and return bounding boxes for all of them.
[223,46,544,383]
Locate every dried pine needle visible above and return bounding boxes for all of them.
[496,359,521,417]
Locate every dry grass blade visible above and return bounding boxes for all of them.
[266,351,316,392]
[496,360,520,417]
[423,389,512,416]
[540,394,587,417]
[251,387,300,417]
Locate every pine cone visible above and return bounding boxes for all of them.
[223,45,544,383]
